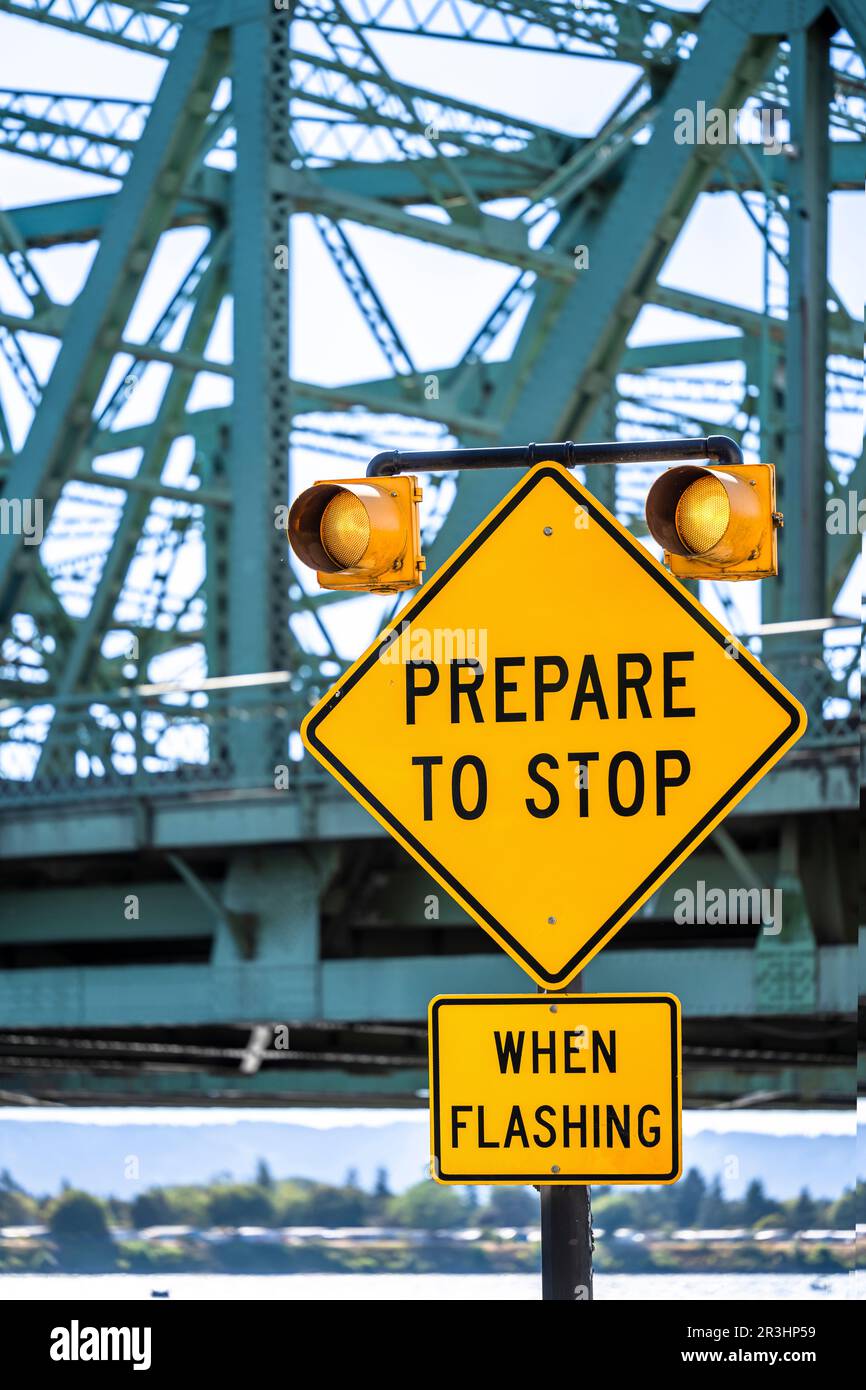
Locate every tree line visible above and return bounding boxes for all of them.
[0,1164,860,1244]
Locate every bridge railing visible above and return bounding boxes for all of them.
[0,630,859,807]
[0,677,312,806]
[740,621,860,749]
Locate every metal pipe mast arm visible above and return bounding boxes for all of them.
[366,435,744,477]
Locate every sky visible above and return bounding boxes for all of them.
[0,6,861,1142]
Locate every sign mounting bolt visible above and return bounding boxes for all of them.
[543,526,553,536]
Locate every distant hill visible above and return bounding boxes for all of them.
[0,1119,856,1201]
[0,1119,430,1200]
[671,1130,856,1204]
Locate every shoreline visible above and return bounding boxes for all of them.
[0,1237,851,1277]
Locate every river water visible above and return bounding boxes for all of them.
[0,1272,855,1300]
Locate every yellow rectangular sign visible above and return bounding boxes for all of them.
[429,993,681,1185]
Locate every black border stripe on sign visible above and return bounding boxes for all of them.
[430,995,681,1183]
[305,466,803,986]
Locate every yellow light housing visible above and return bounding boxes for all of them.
[645,463,780,580]
[287,475,425,593]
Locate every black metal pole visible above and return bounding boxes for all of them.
[367,434,743,477]
[540,1185,593,1302]
[539,972,593,1302]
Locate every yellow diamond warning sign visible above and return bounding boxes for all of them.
[429,993,681,1184]
[301,461,806,986]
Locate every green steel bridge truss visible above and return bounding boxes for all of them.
[0,0,861,1108]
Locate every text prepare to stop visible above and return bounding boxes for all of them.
[404,648,696,819]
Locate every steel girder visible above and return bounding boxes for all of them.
[0,0,183,54]
[0,1059,853,1109]
[0,19,228,608]
[2,136,862,248]
[0,942,855,1027]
